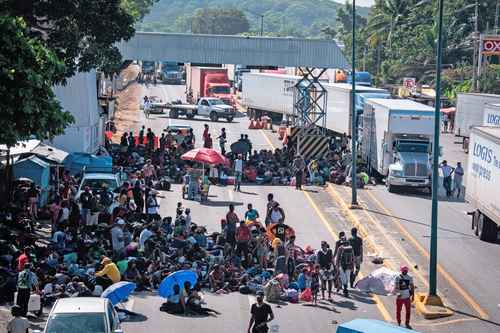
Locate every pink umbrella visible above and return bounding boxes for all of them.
[181,148,230,166]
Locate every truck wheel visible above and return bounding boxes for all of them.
[170,109,179,119]
[186,113,195,120]
[210,112,218,122]
[478,214,498,242]
[226,116,233,123]
[472,211,480,235]
[387,183,396,193]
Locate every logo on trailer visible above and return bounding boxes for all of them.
[481,35,500,55]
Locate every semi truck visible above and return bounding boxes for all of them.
[361,99,435,193]
[159,61,184,85]
[242,73,390,129]
[186,66,235,106]
[139,61,157,82]
[467,126,500,242]
[454,93,500,150]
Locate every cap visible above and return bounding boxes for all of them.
[400,265,409,273]
[256,290,264,297]
[116,219,125,225]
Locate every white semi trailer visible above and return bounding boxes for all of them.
[467,126,500,242]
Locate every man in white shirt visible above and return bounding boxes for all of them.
[234,155,243,192]
[439,160,454,198]
[139,226,153,252]
[111,219,125,256]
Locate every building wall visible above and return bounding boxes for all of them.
[51,71,102,153]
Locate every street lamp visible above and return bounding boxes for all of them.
[351,0,358,207]
[428,0,445,304]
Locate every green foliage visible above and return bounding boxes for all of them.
[190,8,250,35]
[136,0,370,37]
[0,16,74,146]
[0,0,140,76]
[122,0,159,21]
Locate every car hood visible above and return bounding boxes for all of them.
[212,104,233,110]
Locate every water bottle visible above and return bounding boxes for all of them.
[270,324,280,333]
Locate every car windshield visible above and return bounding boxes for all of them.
[397,142,429,153]
[82,178,118,191]
[208,98,226,106]
[209,86,230,94]
[45,313,106,333]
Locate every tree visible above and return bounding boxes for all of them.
[190,8,250,35]
[0,0,140,77]
[0,16,73,146]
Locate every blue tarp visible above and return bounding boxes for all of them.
[13,156,50,205]
[336,319,421,333]
[63,152,112,175]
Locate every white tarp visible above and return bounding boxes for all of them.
[355,267,400,295]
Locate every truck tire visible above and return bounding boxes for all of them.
[387,183,396,193]
[472,211,480,236]
[210,112,219,122]
[226,116,233,123]
[170,109,179,119]
[478,214,498,242]
[186,113,195,120]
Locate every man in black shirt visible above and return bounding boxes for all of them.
[248,290,274,333]
[349,227,363,288]
[79,186,93,225]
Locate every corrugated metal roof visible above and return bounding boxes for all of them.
[117,32,349,69]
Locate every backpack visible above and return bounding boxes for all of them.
[340,245,354,269]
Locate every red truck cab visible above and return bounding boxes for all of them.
[189,67,235,106]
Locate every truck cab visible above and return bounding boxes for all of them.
[205,74,234,106]
[160,61,183,84]
[387,137,432,192]
[197,97,235,122]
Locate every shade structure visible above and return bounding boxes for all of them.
[101,281,136,305]
[181,148,230,166]
[159,270,197,298]
[336,319,421,333]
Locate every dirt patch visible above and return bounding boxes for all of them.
[112,64,143,142]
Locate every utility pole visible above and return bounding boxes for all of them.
[471,0,479,92]
[260,15,264,36]
[351,0,358,207]
[429,0,445,298]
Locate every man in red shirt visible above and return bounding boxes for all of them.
[17,247,30,272]
[202,124,209,143]
[236,220,251,267]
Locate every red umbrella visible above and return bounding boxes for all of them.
[181,148,230,166]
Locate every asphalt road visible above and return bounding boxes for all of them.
[120,83,500,333]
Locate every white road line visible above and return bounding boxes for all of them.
[228,188,234,201]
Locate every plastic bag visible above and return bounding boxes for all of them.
[299,288,312,302]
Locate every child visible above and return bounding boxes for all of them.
[311,265,321,305]
[7,305,30,333]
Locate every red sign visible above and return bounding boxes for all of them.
[482,36,500,55]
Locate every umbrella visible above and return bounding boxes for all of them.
[101,281,136,305]
[336,319,421,333]
[181,148,230,166]
[159,270,197,298]
[230,140,251,154]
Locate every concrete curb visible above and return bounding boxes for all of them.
[414,292,454,319]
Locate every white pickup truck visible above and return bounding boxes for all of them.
[166,97,236,122]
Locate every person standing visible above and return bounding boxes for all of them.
[248,291,274,333]
[7,305,30,333]
[292,154,306,190]
[202,124,209,146]
[27,183,39,220]
[349,227,363,288]
[225,204,239,251]
[394,266,415,329]
[316,241,334,300]
[79,186,93,226]
[454,162,464,198]
[217,128,227,155]
[439,160,454,198]
[442,112,449,133]
[235,220,251,267]
[335,236,354,297]
[111,219,126,257]
[234,154,243,192]
[16,264,38,317]
[264,193,276,227]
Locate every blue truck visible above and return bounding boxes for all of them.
[160,61,184,85]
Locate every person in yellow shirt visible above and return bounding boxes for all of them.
[95,257,121,290]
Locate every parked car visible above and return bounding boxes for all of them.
[33,297,122,333]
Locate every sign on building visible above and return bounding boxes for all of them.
[403,77,416,94]
[481,35,500,55]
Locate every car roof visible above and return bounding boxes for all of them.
[82,173,118,180]
[52,297,108,314]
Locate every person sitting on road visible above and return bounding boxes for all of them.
[209,264,227,293]
[95,257,121,290]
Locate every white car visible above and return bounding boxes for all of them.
[75,173,122,201]
[34,297,123,333]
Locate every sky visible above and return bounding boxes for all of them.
[333,0,375,7]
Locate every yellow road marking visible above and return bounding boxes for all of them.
[258,129,393,322]
[364,190,489,320]
[303,190,393,322]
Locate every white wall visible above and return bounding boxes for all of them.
[51,71,101,153]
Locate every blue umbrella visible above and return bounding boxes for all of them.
[159,270,197,298]
[101,281,137,305]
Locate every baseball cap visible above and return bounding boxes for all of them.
[256,290,264,297]
[116,219,125,225]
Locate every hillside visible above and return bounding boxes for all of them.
[136,0,370,38]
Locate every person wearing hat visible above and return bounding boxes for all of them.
[394,265,414,329]
[111,219,126,257]
[248,290,274,333]
[95,257,121,290]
